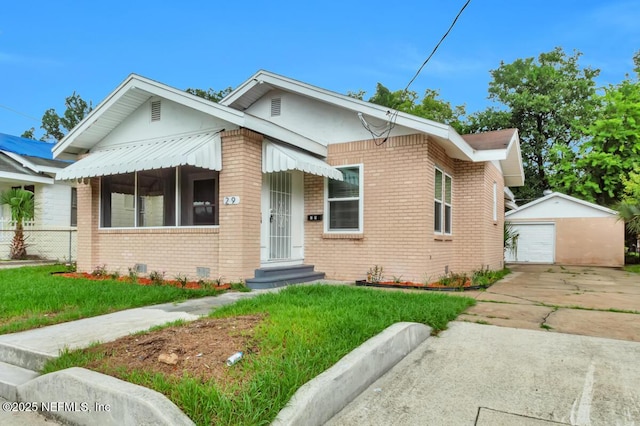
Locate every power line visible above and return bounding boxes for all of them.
[0,103,40,122]
[402,0,472,94]
[358,0,472,146]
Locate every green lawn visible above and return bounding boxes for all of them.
[44,284,475,426]
[0,265,223,334]
[625,264,640,273]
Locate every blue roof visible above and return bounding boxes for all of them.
[0,133,55,160]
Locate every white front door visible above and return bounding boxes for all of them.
[260,171,304,265]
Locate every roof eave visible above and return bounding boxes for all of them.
[53,74,246,159]
[223,70,477,161]
[0,171,54,185]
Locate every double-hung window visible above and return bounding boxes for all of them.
[434,168,452,235]
[326,165,363,232]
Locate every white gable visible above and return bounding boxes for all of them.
[244,89,416,146]
[507,193,617,219]
[96,98,234,150]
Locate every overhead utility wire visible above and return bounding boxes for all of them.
[0,104,40,121]
[358,0,472,145]
[403,0,472,94]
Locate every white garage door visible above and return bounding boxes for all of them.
[505,223,555,263]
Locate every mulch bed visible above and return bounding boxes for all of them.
[56,272,231,291]
[355,280,483,291]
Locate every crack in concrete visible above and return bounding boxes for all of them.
[540,307,559,330]
[562,278,583,293]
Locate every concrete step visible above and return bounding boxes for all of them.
[253,264,317,278]
[247,265,325,289]
[0,361,39,401]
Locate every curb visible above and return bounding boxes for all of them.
[271,322,431,426]
[17,367,194,426]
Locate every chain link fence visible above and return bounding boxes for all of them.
[0,220,77,262]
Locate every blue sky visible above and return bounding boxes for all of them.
[1,0,639,140]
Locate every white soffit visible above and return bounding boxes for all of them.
[56,130,222,180]
[263,140,343,181]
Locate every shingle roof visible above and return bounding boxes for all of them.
[0,153,41,177]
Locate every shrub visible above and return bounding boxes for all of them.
[91,264,107,278]
[149,270,165,286]
[174,274,189,288]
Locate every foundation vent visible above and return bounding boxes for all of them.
[270,98,281,117]
[196,267,210,278]
[135,263,147,274]
[151,100,161,121]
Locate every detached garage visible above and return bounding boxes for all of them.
[505,192,624,267]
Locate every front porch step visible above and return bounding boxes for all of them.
[246,265,325,289]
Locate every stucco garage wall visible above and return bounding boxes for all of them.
[555,217,624,267]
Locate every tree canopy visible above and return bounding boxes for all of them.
[185,87,232,103]
[464,47,600,202]
[347,84,466,132]
[23,92,93,142]
[549,78,640,206]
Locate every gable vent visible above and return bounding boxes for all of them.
[270,98,281,117]
[151,100,161,121]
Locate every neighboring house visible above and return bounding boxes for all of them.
[0,133,77,260]
[505,192,624,267]
[53,72,524,287]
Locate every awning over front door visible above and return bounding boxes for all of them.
[55,129,223,180]
[262,140,343,181]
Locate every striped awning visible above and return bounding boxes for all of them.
[56,130,222,180]
[262,140,343,181]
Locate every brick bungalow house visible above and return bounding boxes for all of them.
[53,71,524,287]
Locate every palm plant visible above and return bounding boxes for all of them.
[0,188,35,259]
[617,202,640,236]
[504,222,519,259]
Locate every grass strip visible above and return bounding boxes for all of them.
[45,284,474,425]
[0,265,223,334]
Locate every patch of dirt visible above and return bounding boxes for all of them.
[84,314,265,385]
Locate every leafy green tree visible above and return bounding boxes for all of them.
[39,92,93,142]
[185,87,233,103]
[465,47,600,201]
[621,168,640,203]
[549,78,640,206]
[21,128,36,139]
[349,83,466,131]
[0,188,35,259]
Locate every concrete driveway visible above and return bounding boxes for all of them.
[458,264,640,342]
[328,265,640,425]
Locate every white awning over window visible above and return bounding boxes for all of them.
[262,140,343,181]
[56,130,222,180]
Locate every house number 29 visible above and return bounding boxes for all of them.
[224,196,240,205]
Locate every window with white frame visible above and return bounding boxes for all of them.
[100,166,218,228]
[493,182,498,222]
[70,187,77,226]
[327,165,362,232]
[434,168,452,234]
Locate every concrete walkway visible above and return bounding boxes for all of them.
[328,321,640,425]
[330,265,640,425]
[456,264,640,342]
